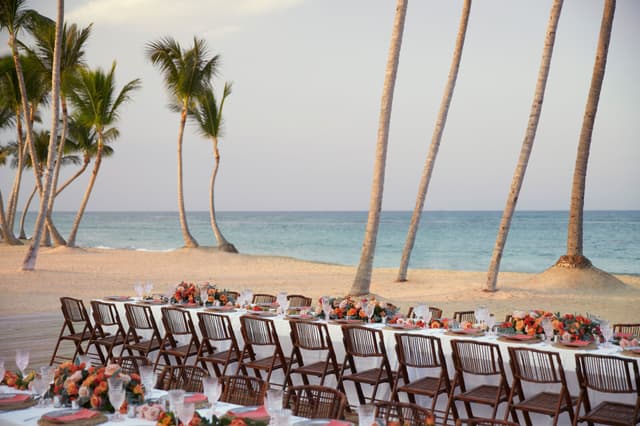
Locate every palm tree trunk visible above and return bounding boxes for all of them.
[45,96,70,247]
[0,188,22,245]
[56,155,89,195]
[557,0,615,269]
[67,138,102,247]
[397,0,471,283]
[18,185,37,239]
[209,137,237,253]
[176,106,198,248]
[6,116,25,231]
[22,0,63,270]
[484,0,564,291]
[350,0,407,296]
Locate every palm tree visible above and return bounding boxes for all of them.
[556,0,615,269]
[396,0,471,282]
[190,83,237,252]
[146,36,220,248]
[65,62,140,247]
[483,0,564,292]
[21,0,63,271]
[27,19,92,246]
[0,140,21,245]
[349,0,408,296]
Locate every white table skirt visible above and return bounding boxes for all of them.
[94,299,635,425]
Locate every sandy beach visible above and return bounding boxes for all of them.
[1,245,638,321]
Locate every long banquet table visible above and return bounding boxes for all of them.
[98,299,636,425]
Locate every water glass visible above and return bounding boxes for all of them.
[0,360,5,393]
[271,408,292,426]
[265,388,283,420]
[144,281,154,297]
[32,377,49,407]
[357,404,376,426]
[203,376,222,419]
[134,282,144,299]
[139,365,156,397]
[177,401,195,425]
[167,389,186,412]
[15,350,29,377]
[108,378,126,422]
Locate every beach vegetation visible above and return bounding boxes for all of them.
[351,0,407,296]
[146,36,220,249]
[65,62,141,247]
[190,82,238,253]
[397,0,471,283]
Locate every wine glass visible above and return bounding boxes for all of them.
[357,404,375,426]
[177,401,195,425]
[322,297,332,322]
[541,317,555,345]
[167,389,185,412]
[0,359,5,393]
[15,350,29,377]
[108,378,126,422]
[486,314,497,336]
[202,376,222,420]
[134,282,144,300]
[144,281,154,298]
[139,365,156,398]
[200,286,209,306]
[265,388,283,423]
[32,377,49,407]
[601,322,614,349]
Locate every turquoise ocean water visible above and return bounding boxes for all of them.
[19,210,640,275]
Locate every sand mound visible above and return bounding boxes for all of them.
[526,264,628,292]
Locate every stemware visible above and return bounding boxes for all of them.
[357,404,375,426]
[600,321,614,348]
[167,389,186,412]
[271,408,292,426]
[486,314,497,336]
[202,376,222,420]
[200,286,209,306]
[15,350,29,377]
[321,297,332,322]
[363,301,375,323]
[134,282,144,299]
[0,360,5,393]
[144,281,154,298]
[139,365,156,398]
[541,317,555,345]
[32,377,49,407]
[177,401,196,426]
[107,378,126,422]
[265,388,283,423]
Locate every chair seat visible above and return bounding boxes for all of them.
[292,361,339,377]
[513,392,576,415]
[94,334,124,346]
[342,368,396,385]
[125,339,163,352]
[199,349,242,363]
[62,330,96,342]
[164,344,198,358]
[244,356,289,370]
[580,401,639,425]
[397,376,448,397]
[457,384,508,404]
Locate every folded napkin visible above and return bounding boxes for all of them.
[42,408,98,423]
[0,394,31,404]
[563,340,591,346]
[185,393,208,404]
[505,334,535,340]
[228,405,269,419]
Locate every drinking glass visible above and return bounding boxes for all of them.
[272,408,292,426]
[202,376,222,420]
[167,389,186,412]
[541,318,554,345]
[15,350,29,377]
[357,404,375,426]
[32,377,49,407]
[144,281,154,298]
[265,388,283,423]
[134,282,144,299]
[322,297,332,322]
[0,359,5,393]
[601,323,614,348]
[200,287,209,306]
[486,314,496,336]
[177,401,195,425]
[139,365,156,398]
[108,379,126,422]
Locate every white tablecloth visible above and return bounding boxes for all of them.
[97,300,635,425]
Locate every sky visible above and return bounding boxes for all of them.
[1,0,639,212]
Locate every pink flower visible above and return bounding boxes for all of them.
[78,385,90,398]
[138,404,163,420]
[69,370,84,382]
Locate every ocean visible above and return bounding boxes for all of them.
[18,210,640,275]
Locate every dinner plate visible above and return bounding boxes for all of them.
[179,303,201,309]
[0,393,19,400]
[227,406,261,414]
[41,409,81,419]
[104,295,132,301]
[331,319,363,325]
[386,323,422,330]
[141,299,166,305]
[248,310,277,317]
[500,334,536,341]
[294,420,352,425]
[287,314,317,320]
[207,306,237,313]
[449,328,484,335]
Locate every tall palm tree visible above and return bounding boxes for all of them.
[0,140,21,244]
[556,0,615,269]
[396,0,471,282]
[190,83,237,253]
[484,0,564,292]
[21,0,63,271]
[65,62,140,247]
[349,0,408,296]
[146,36,219,248]
[27,19,92,246]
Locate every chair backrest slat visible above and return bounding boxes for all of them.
[576,353,639,394]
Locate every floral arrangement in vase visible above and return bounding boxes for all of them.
[553,313,601,342]
[51,361,143,412]
[154,410,268,426]
[171,282,199,305]
[498,310,551,337]
[203,286,236,307]
[316,296,398,323]
[1,370,36,390]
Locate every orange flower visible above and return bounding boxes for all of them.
[347,308,357,316]
[229,419,248,426]
[65,382,78,396]
[90,395,102,408]
[515,320,525,331]
[359,310,367,318]
[220,294,227,303]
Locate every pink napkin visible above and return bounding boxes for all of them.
[42,408,98,423]
[185,393,208,404]
[460,328,481,334]
[616,332,633,339]
[327,420,352,426]
[0,394,31,404]
[228,406,270,419]
[563,340,591,347]
[505,334,535,340]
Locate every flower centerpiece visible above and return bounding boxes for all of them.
[498,310,551,337]
[171,282,199,305]
[317,296,398,323]
[203,286,236,307]
[1,370,36,390]
[153,410,268,426]
[553,313,601,342]
[428,318,451,329]
[51,361,143,412]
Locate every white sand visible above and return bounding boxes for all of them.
[0,245,638,323]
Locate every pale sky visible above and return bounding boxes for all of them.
[1,0,639,212]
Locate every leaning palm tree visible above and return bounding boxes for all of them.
[64,62,140,248]
[483,0,564,292]
[349,0,408,296]
[556,0,615,269]
[21,0,63,271]
[396,0,471,282]
[0,140,21,245]
[146,36,219,248]
[190,83,237,253]
[26,19,92,246]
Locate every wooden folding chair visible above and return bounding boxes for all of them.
[121,303,168,367]
[613,323,640,338]
[196,312,248,377]
[453,311,476,323]
[506,346,576,426]
[50,297,95,365]
[252,293,277,305]
[287,294,313,309]
[374,401,436,426]
[337,325,396,407]
[156,365,208,392]
[219,375,266,406]
[284,385,347,419]
[574,353,640,425]
[154,307,200,369]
